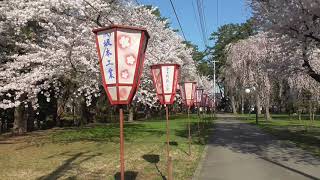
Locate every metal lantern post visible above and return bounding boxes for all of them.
[207,99,211,119]
[93,25,149,180]
[205,96,209,122]
[180,81,197,155]
[210,100,214,119]
[195,88,204,134]
[180,83,186,107]
[151,64,180,180]
[202,93,208,124]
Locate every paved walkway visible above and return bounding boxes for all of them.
[196,114,320,180]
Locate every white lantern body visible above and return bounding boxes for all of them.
[151,64,180,105]
[180,82,197,107]
[93,25,149,105]
[195,88,204,107]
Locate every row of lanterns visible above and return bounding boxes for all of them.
[93,25,215,180]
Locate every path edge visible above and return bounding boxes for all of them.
[192,144,209,180]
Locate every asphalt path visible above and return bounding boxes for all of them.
[196,114,320,180]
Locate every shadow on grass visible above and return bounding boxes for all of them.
[142,154,166,180]
[162,141,189,155]
[114,171,138,180]
[37,151,102,180]
[168,141,178,146]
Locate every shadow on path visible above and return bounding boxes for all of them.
[260,157,320,180]
[211,118,320,166]
[197,115,320,180]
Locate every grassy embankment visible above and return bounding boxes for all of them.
[0,114,214,180]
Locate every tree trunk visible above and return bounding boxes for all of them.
[79,100,89,125]
[13,104,27,135]
[26,104,35,132]
[312,111,315,123]
[298,109,302,122]
[144,107,151,119]
[265,107,271,121]
[231,95,237,114]
[302,40,320,83]
[0,118,2,134]
[128,106,134,122]
[278,82,283,113]
[264,97,271,121]
[52,97,58,127]
[55,98,65,127]
[309,100,312,121]
[241,94,244,114]
[256,95,261,115]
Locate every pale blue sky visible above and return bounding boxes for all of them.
[138,0,252,50]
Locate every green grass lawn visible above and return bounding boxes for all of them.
[0,114,214,180]
[240,114,320,157]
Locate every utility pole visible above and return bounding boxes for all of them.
[213,60,218,110]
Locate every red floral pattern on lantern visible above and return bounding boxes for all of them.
[119,35,130,49]
[93,25,150,105]
[120,88,127,99]
[121,70,129,79]
[126,55,136,66]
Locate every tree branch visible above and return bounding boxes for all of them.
[301,39,320,83]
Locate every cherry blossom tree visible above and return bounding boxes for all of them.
[224,32,275,119]
[249,0,320,83]
[224,29,320,119]
[0,0,197,132]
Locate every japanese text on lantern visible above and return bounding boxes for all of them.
[102,33,114,80]
[165,67,170,91]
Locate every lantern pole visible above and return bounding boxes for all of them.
[165,105,173,180]
[93,25,150,180]
[119,107,125,180]
[197,103,200,134]
[201,100,205,129]
[211,103,214,120]
[188,105,191,155]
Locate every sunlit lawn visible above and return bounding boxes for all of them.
[0,114,214,180]
[240,113,320,157]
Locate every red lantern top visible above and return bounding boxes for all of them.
[151,64,180,105]
[195,88,204,107]
[93,25,150,105]
[180,82,197,107]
